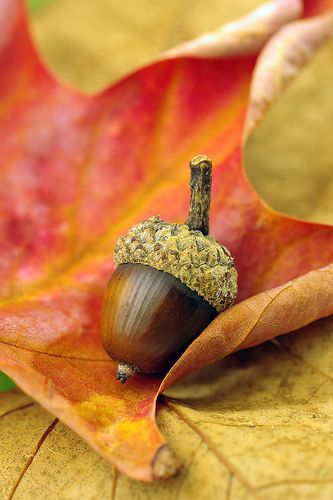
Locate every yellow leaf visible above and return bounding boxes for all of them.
[2,316,333,499]
[29,0,264,92]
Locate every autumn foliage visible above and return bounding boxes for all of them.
[0,0,333,481]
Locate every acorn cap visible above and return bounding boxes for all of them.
[114,216,237,313]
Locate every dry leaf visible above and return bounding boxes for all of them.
[162,0,302,58]
[3,315,333,499]
[28,0,265,92]
[0,0,333,483]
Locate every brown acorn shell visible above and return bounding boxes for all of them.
[101,263,217,374]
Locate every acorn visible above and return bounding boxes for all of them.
[101,155,238,382]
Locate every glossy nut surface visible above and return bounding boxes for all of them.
[101,263,217,374]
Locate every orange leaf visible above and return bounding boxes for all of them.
[0,0,333,481]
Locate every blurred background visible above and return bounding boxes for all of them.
[27,0,333,225]
[28,0,262,91]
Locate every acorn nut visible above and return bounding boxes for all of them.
[101,155,238,382]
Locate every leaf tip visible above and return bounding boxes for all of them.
[152,444,182,480]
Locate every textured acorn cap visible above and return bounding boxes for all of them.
[114,216,237,312]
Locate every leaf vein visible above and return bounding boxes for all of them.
[8,418,58,499]
[0,338,109,363]
[160,396,262,499]
[258,478,333,491]
[111,468,118,500]
[0,402,35,420]
[277,340,333,385]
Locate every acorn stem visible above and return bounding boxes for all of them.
[116,362,139,383]
[186,155,212,236]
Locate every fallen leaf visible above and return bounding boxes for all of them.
[0,0,333,482]
[245,35,333,224]
[3,316,333,499]
[28,0,265,93]
[162,0,302,58]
